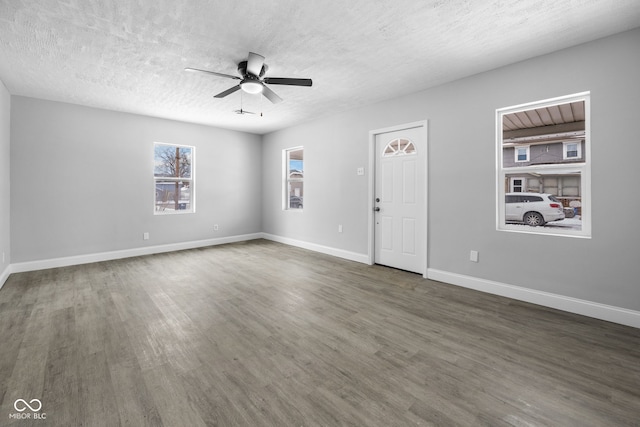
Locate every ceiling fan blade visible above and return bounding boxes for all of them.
[246,52,265,77]
[185,67,240,80]
[263,77,312,87]
[261,84,283,104]
[214,85,241,98]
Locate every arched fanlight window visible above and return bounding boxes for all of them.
[383,138,416,157]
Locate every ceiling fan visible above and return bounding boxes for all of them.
[185,52,312,104]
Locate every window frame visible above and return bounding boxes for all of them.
[510,177,525,193]
[153,142,195,215]
[283,146,304,211]
[496,92,591,238]
[514,145,530,163]
[563,141,582,160]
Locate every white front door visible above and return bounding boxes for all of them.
[374,126,425,274]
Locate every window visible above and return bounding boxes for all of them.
[497,92,590,237]
[563,141,582,160]
[284,147,303,210]
[514,146,530,162]
[154,143,194,214]
[383,138,416,157]
[510,177,525,192]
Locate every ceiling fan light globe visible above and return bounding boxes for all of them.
[240,81,263,94]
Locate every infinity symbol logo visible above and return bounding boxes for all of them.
[14,399,42,412]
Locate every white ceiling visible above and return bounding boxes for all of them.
[1,0,639,135]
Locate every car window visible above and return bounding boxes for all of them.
[506,195,520,203]
[522,196,543,202]
[548,195,561,203]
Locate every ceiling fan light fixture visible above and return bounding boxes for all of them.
[240,80,263,94]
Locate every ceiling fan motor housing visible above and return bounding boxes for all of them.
[237,60,267,78]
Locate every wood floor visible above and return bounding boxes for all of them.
[0,240,638,426]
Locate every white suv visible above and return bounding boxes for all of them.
[505,192,565,226]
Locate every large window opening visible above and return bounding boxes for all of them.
[497,93,590,237]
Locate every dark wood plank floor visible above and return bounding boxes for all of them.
[1,239,639,426]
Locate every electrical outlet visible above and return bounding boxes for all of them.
[357,167,365,176]
[143,232,150,240]
[338,224,343,233]
[470,250,479,263]
[214,224,219,231]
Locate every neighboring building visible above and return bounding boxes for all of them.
[502,139,585,168]
[502,101,585,210]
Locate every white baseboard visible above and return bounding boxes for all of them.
[260,233,369,264]
[427,268,640,329]
[0,264,11,290]
[10,233,263,274]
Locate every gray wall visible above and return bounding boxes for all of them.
[0,82,9,273]
[262,28,640,311]
[10,97,262,262]
[6,29,639,313]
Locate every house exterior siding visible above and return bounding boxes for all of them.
[503,140,585,168]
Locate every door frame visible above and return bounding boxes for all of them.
[367,120,429,278]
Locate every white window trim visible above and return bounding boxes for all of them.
[514,145,530,163]
[283,146,304,211]
[496,92,591,238]
[154,142,195,215]
[510,177,526,192]
[563,141,582,160]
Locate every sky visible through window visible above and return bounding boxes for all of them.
[289,159,303,172]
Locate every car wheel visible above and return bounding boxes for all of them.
[523,212,545,226]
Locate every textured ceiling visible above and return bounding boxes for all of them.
[1,0,639,135]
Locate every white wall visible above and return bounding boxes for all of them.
[0,81,10,284]
[10,97,263,263]
[262,28,640,313]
